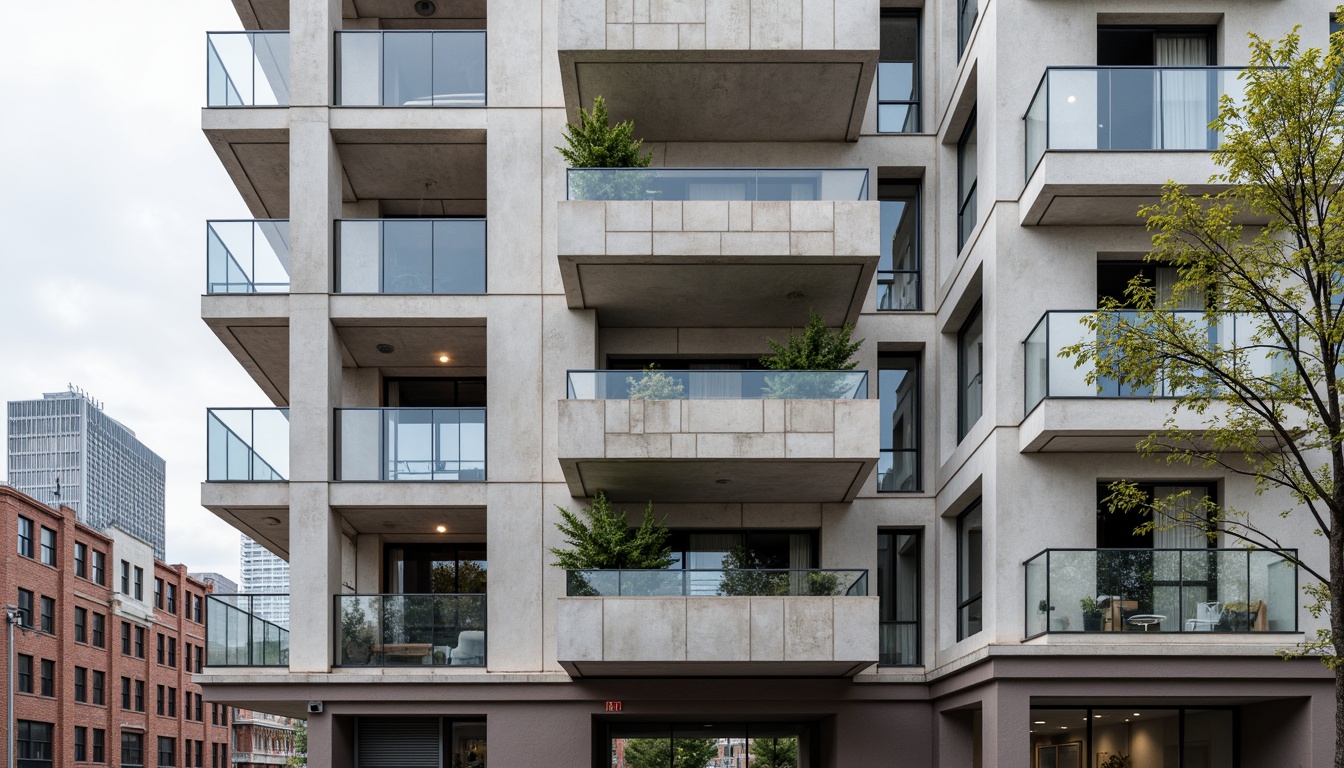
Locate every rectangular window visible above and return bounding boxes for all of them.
[17,654,32,693]
[17,588,33,627]
[75,541,88,578]
[122,732,144,766]
[76,726,88,761]
[212,744,218,768]
[135,626,145,658]
[135,679,145,712]
[17,721,53,763]
[75,606,87,643]
[957,0,977,56]
[167,583,177,614]
[157,634,165,664]
[40,596,54,633]
[157,684,165,715]
[75,665,88,701]
[17,515,34,558]
[169,637,177,668]
[957,301,983,441]
[169,687,177,717]
[92,612,105,648]
[40,658,54,696]
[39,527,56,566]
[121,677,131,709]
[94,729,106,763]
[134,566,143,601]
[957,500,984,640]
[192,594,203,623]
[155,577,164,609]
[121,560,130,594]
[878,12,920,133]
[196,740,204,767]
[93,670,105,705]
[1028,707,1235,766]
[878,354,921,491]
[211,704,218,725]
[878,530,922,665]
[121,622,131,655]
[159,737,177,767]
[878,180,921,311]
[196,693,204,721]
[957,110,978,250]
[92,550,105,586]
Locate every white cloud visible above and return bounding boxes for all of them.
[0,1,264,582]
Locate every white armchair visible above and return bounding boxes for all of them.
[1185,601,1222,631]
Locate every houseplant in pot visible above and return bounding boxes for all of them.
[1080,596,1106,631]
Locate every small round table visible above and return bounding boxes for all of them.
[1126,614,1167,632]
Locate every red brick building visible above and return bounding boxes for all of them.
[230,710,299,767]
[1,485,231,767]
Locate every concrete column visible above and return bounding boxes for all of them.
[982,683,1030,768]
[305,713,354,768]
[290,0,341,107]
[486,483,544,671]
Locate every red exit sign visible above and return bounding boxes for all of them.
[604,701,623,712]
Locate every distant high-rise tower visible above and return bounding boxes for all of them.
[240,535,290,628]
[7,386,166,558]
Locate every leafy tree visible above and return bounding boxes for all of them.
[556,96,652,168]
[622,738,717,768]
[550,491,673,572]
[627,364,687,400]
[287,720,307,767]
[752,737,799,768]
[759,309,865,398]
[1059,23,1344,762]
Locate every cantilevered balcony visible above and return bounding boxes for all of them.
[557,568,876,676]
[1020,311,1287,452]
[207,220,291,294]
[557,0,878,141]
[335,408,486,482]
[558,370,877,502]
[203,31,486,218]
[558,169,878,326]
[206,593,290,667]
[1021,67,1250,225]
[203,409,291,555]
[336,594,486,667]
[1024,548,1298,637]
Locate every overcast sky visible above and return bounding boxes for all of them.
[0,1,258,582]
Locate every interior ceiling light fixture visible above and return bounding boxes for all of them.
[414,0,437,16]
[436,525,447,533]
[438,354,451,363]
[377,343,395,354]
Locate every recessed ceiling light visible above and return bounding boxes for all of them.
[1133,713,1141,717]
[436,525,447,533]
[262,516,281,526]
[1033,721,1045,725]
[414,0,436,15]
[438,354,451,363]
[1067,95,1077,103]
[377,343,395,354]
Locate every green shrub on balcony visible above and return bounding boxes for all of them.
[759,309,864,398]
[550,491,672,597]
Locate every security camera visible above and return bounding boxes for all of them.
[307,701,324,714]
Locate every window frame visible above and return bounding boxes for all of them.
[956,500,984,641]
[17,515,34,558]
[91,612,105,648]
[122,731,145,767]
[957,301,984,441]
[17,653,33,693]
[92,670,105,705]
[877,11,922,133]
[94,729,106,763]
[39,527,56,566]
[956,110,978,251]
[877,529,923,666]
[39,595,55,634]
[957,0,977,58]
[39,658,54,697]
[75,541,88,578]
[877,180,922,311]
[75,606,87,643]
[92,550,106,586]
[878,353,922,492]
[75,665,88,702]
[17,588,33,627]
[17,720,54,762]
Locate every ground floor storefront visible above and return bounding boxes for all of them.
[201,656,1334,767]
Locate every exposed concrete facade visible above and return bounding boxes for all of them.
[195,0,1338,765]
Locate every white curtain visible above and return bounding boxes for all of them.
[1153,485,1209,549]
[1156,36,1210,149]
[690,362,743,399]
[1156,266,1204,309]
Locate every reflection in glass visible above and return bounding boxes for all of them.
[337,219,486,294]
[958,303,983,439]
[206,409,289,481]
[878,355,920,491]
[206,32,290,106]
[336,31,486,106]
[207,220,291,293]
[878,182,920,310]
[878,14,920,133]
[878,531,920,665]
[957,502,983,640]
[566,168,869,202]
[566,370,868,400]
[957,114,978,249]
[336,408,486,481]
[336,594,485,667]
[205,594,289,667]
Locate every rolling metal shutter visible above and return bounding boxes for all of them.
[357,717,440,767]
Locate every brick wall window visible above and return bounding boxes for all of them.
[92,670,105,705]
[75,726,88,761]
[93,729,106,763]
[75,541,87,578]
[122,732,144,767]
[17,720,53,764]
[17,515,34,558]
[157,634,165,664]
[39,526,56,566]
[154,577,164,609]
[39,659,54,696]
[134,625,145,658]
[167,583,177,614]
[17,653,32,693]
[17,588,33,626]
[75,606,87,643]
[169,637,177,668]
[121,677,131,709]
[121,622,131,655]
[75,665,87,702]
[134,679,145,711]
[169,687,177,717]
[91,612,105,648]
[39,596,54,633]
[195,739,204,767]
[192,594,203,623]
[134,566,144,601]
[121,561,130,594]
[157,684,165,715]
[91,550,106,586]
[159,737,177,767]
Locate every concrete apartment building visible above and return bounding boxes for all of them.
[8,388,167,559]
[195,0,1336,766]
[0,486,232,767]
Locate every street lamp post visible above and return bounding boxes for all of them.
[5,605,21,768]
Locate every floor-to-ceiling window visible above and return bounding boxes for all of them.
[877,181,921,310]
[878,354,921,491]
[878,13,920,133]
[957,501,983,640]
[878,530,921,665]
[957,111,978,249]
[958,302,983,441]
[1029,706,1236,768]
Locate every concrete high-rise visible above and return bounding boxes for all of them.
[8,387,166,559]
[240,535,290,629]
[195,0,1338,765]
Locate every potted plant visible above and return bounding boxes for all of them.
[759,309,865,398]
[556,96,652,200]
[1080,596,1106,631]
[626,364,686,400]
